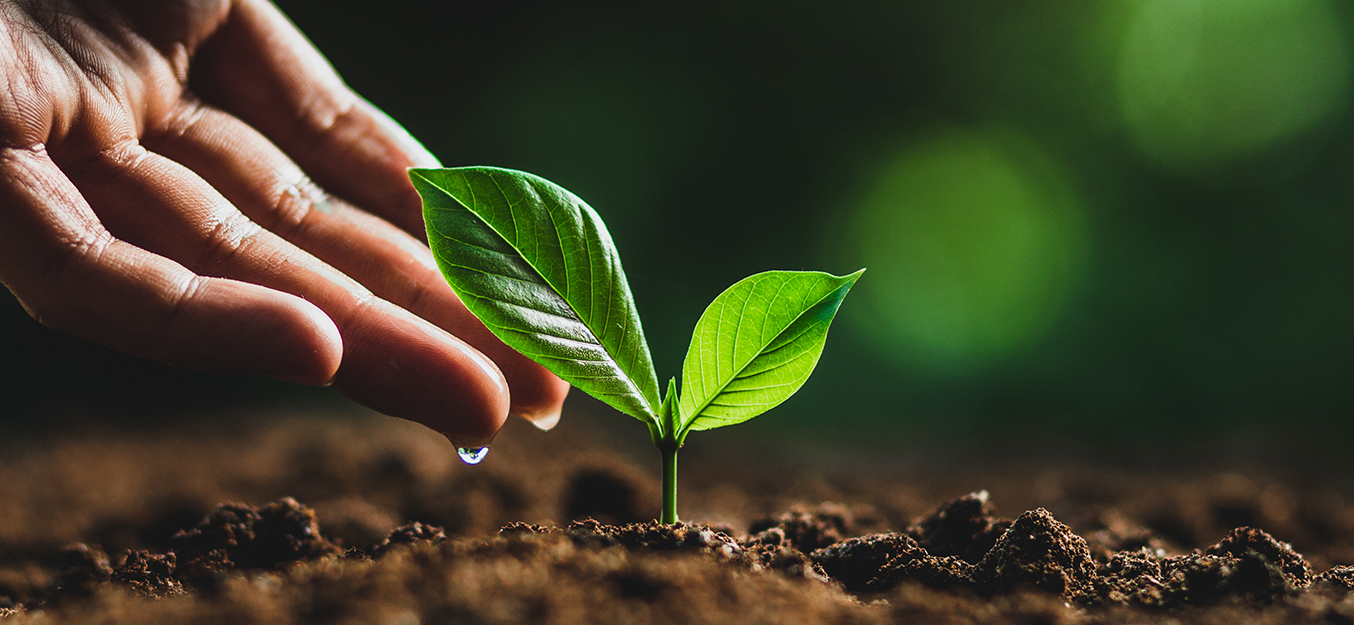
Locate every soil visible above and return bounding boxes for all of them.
[2,409,1354,624]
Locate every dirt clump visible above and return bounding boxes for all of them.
[371,521,446,556]
[907,490,1012,564]
[812,533,924,592]
[1313,564,1354,593]
[877,552,977,592]
[170,497,339,579]
[974,508,1098,600]
[1091,526,1312,610]
[748,502,858,552]
[1205,525,1312,588]
[110,550,181,598]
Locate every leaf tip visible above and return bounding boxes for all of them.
[832,268,866,292]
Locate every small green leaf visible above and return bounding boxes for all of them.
[678,270,863,433]
[660,377,679,440]
[412,166,662,422]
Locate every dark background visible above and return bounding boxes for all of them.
[2,0,1351,447]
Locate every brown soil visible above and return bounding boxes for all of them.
[2,409,1354,624]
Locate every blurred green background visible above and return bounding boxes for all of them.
[2,0,1352,445]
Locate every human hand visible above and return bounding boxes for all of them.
[0,0,570,446]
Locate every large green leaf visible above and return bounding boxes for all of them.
[678,270,863,433]
[411,166,661,422]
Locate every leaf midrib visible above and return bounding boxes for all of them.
[682,282,842,430]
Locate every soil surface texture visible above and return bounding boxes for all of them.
[2,409,1354,624]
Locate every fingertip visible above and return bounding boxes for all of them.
[506,367,570,431]
[265,297,342,386]
[471,340,572,430]
[522,410,562,432]
[183,279,343,385]
[333,301,509,446]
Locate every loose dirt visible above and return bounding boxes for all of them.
[2,408,1353,624]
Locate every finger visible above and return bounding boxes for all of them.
[0,144,341,385]
[188,0,434,237]
[146,100,571,428]
[61,141,509,446]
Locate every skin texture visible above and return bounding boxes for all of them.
[0,0,570,446]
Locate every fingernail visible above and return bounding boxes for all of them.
[522,410,561,432]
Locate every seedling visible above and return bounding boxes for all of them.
[411,166,862,524]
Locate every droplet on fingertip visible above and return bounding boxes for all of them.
[527,411,561,431]
[457,447,489,464]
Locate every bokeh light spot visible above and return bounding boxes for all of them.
[840,129,1088,376]
[1116,0,1351,170]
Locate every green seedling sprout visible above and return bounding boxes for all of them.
[411,166,862,524]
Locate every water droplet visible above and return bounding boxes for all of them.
[457,447,489,465]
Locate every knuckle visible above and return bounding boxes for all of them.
[159,99,211,141]
[401,279,437,315]
[297,88,356,135]
[154,275,204,365]
[267,178,328,236]
[350,286,379,313]
[193,211,263,272]
[90,138,151,177]
[41,227,110,285]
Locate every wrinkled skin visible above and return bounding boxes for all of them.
[0,0,570,445]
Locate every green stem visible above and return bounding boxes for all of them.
[660,442,679,524]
